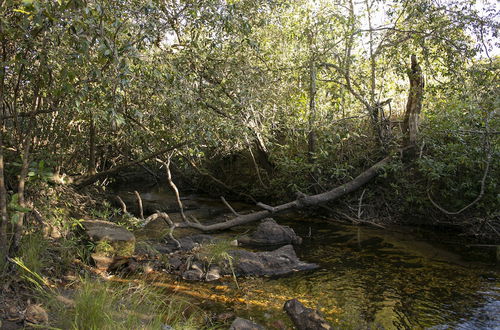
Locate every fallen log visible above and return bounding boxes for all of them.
[152,151,397,233]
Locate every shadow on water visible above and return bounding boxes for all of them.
[121,186,499,329]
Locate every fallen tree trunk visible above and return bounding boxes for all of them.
[170,152,395,232]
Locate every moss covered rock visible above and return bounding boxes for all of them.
[82,220,135,256]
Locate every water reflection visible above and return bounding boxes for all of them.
[128,188,499,329]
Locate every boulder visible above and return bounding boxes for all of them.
[82,220,135,271]
[230,245,318,277]
[229,317,265,330]
[238,218,302,246]
[82,220,135,256]
[284,299,334,330]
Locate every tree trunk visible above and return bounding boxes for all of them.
[253,133,274,175]
[0,38,8,252]
[88,116,96,175]
[0,123,7,252]
[403,55,424,145]
[308,58,317,162]
[11,126,32,252]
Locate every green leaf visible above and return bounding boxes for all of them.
[13,9,31,15]
[10,213,20,224]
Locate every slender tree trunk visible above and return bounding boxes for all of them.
[11,133,31,251]
[253,133,274,175]
[88,115,96,175]
[0,38,8,252]
[0,123,7,252]
[308,58,317,161]
[403,55,424,145]
[11,95,38,252]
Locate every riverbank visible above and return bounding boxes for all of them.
[1,183,498,329]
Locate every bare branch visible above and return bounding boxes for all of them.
[134,191,144,220]
[221,196,239,216]
[116,196,127,214]
[156,154,189,223]
[429,110,497,215]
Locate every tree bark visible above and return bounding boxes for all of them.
[12,131,31,251]
[403,55,424,145]
[308,57,317,162]
[0,37,8,252]
[0,123,7,252]
[88,116,96,175]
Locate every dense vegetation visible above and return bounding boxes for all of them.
[0,0,498,327]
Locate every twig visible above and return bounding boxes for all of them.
[357,189,366,219]
[134,191,144,220]
[116,196,127,214]
[248,146,267,188]
[429,109,497,215]
[256,202,277,213]
[221,196,239,216]
[145,212,181,249]
[156,153,189,223]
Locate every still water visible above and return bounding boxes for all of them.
[129,188,499,329]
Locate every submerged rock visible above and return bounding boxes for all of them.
[230,244,318,277]
[229,317,265,330]
[284,299,334,330]
[238,218,302,246]
[159,234,215,253]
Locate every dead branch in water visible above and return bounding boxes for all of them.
[151,151,396,237]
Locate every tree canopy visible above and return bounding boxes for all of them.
[1,0,499,252]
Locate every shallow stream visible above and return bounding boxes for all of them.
[121,187,499,329]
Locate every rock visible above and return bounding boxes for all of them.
[284,299,334,330]
[205,266,221,281]
[168,256,183,270]
[55,295,75,308]
[82,220,135,256]
[229,317,265,330]
[238,218,302,246]
[90,254,131,271]
[215,312,235,322]
[182,262,205,281]
[230,245,318,277]
[158,234,214,253]
[25,304,49,325]
[182,269,204,281]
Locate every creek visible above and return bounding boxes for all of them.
[117,185,500,329]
